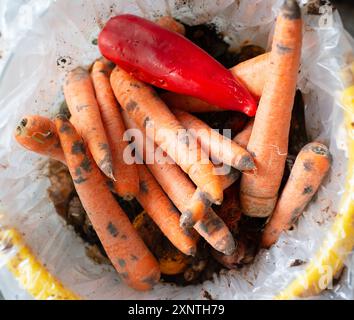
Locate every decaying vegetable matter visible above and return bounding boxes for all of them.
[14,0,332,291]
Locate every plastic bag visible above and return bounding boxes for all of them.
[0,0,353,299]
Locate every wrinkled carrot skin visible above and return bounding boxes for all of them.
[136,165,198,256]
[64,67,114,180]
[261,142,332,248]
[110,66,223,204]
[54,115,160,291]
[122,112,236,255]
[174,109,255,171]
[180,168,239,228]
[233,118,254,149]
[240,0,302,217]
[91,58,139,200]
[156,16,185,35]
[15,115,65,163]
[159,53,269,113]
[230,53,269,99]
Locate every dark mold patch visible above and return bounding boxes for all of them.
[126,100,138,112]
[107,222,119,237]
[71,141,86,154]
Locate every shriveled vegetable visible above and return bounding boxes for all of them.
[91,58,139,200]
[261,142,331,248]
[110,66,223,204]
[55,115,160,291]
[15,115,65,163]
[240,0,303,217]
[63,67,114,180]
[122,111,236,255]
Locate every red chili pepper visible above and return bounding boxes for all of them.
[98,14,257,116]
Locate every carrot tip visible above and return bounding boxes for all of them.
[180,211,195,229]
[237,155,256,171]
[281,0,301,20]
[217,234,237,256]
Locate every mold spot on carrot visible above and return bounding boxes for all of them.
[59,122,72,133]
[303,160,314,171]
[130,254,139,261]
[238,154,256,170]
[303,186,313,195]
[290,207,302,225]
[282,0,301,20]
[76,104,90,112]
[139,181,149,194]
[20,118,28,128]
[120,234,128,240]
[75,167,82,176]
[73,176,88,184]
[107,222,119,237]
[126,100,138,112]
[142,275,158,287]
[209,217,225,231]
[71,141,86,154]
[118,259,126,267]
[99,143,109,151]
[80,156,92,172]
[276,43,292,54]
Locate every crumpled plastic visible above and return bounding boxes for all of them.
[0,0,353,299]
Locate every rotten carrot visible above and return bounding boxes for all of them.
[233,118,254,149]
[54,115,160,291]
[156,16,185,35]
[63,67,114,180]
[180,167,239,228]
[91,58,139,200]
[261,142,332,248]
[173,109,255,171]
[110,66,223,204]
[15,115,65,163]
[240,0,302,217]
[136,165,198,256]
[122,111,236,255]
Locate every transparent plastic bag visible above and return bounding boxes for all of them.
[0,0,353,299]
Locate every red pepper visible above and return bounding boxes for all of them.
[98,14,257,116]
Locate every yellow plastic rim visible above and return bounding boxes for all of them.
[0,228,80,300]
[0,90,353,301]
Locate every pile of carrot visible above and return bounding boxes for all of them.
[14,1,332,291]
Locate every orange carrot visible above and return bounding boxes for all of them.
[240,0,302,217]
[122,111,236,255]
[261,142,332,248]
[156,16,185,35]
[230,53,269,99]
[91,58,139,200]
[110,66,223,204]
[233,118,254,149]
[159,53,269,113]
[136,165,198,256]
[54,115,160,291]
[63,67,114,180]
[180,167,239,228]
[15,115,65,163]
[173,109,255,171]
